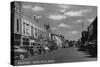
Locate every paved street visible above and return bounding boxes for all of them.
[15,47,97,65]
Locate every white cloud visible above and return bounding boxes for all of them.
[58,23,71,28]
[64,11,82,16]
[64,9,91,17]
[60,9,66,13]
[22,5,31,8]
[51,27,57,30]
[70,31,78,34]
[32,6,44,11]
[36,15,42,19]
[75,19,82,23]
[87,18,94,23]
[75,18,94,24]
[58,4,70,9]
[48,14,67,20]
[58,4,71,13]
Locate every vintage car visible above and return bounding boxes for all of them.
[86,40,97,57]
[23,46,39,56]
[36,44,50,54]
[13,46,31,60]
[43,45,50,53]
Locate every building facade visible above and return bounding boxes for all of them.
[11,1,22,46]
[87,17,97,41]
[51,34,62,47]
[21,15,47,46]
[80,17,97,44]
[12,1,51,47]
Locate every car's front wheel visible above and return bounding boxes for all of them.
[19,54,25,60]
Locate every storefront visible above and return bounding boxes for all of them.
[29,36,36,46]
[22,36,30,46]
[14,33,21,46]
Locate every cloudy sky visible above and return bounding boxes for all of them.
[21,2,97,40]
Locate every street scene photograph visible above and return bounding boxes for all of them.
[11,1,97,66]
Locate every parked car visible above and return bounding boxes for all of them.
[37,45,50,54]
[36,45,43,54]
[13,46,31,60]
[86,40,97,57]
[32,46,39,55]
[24,46,39,56]
[43,45,50,53]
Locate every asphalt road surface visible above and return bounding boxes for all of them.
[15,47,97,65]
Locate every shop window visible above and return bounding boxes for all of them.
[22,38,29,46]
